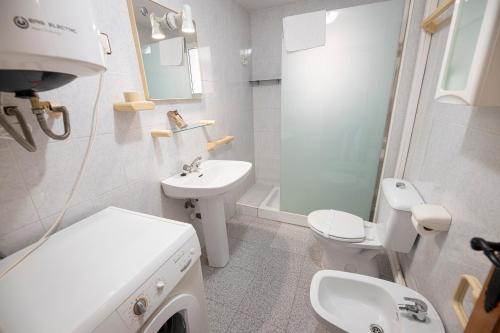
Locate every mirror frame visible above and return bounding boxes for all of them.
[127,0,202,101]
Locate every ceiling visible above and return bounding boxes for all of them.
[235,0,299,11]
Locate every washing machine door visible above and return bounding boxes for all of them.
[142,294,202,333]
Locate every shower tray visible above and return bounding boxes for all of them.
[236,184,307,227]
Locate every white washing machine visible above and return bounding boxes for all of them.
[0,207,209,333]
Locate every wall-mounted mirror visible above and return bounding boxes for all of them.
[128,0,202,101]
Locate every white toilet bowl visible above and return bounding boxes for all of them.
[308,178,424,277]
[310,270,445,333]
[308,210,383,276]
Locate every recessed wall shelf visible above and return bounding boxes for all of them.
[113,91,155,112]
[207,135,234,151]
[249,79,281,85]
[151,120,215,138]
[434,0,500,106]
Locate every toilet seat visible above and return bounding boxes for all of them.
[308,210,365,243]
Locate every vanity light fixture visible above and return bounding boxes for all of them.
[160,4,196,34]
[150,13,165,40]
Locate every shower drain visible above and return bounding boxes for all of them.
[369,324,384,333]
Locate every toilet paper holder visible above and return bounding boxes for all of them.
[411,204,452,234]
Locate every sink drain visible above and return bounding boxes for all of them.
[369,324,384,333]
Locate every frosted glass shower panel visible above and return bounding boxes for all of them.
[280,0,405,219]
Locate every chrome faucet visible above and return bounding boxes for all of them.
[183,156,202,173]
[398,297,428,322]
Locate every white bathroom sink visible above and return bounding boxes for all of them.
[161,160,252,199]
[310,270,444,333]
[161,160,252,268]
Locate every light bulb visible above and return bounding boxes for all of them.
[150,13,165,40]
[181,4,195,34]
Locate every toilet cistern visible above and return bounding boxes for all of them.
[398,297,428,322]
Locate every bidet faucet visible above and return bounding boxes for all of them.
[398,297,428,322]
[183,156,202,173]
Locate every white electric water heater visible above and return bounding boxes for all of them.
[0,0,106,152]
[0,0,106,95]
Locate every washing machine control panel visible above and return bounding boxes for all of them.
[117,235,200,331]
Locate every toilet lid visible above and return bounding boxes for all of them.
[308,210,365,242]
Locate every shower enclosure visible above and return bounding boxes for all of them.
[258,0,408,223]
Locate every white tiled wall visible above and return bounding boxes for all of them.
[252,83,281,185]
[400,17,500,333]
[0,0,254,256]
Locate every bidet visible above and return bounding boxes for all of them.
[310,270,445,333]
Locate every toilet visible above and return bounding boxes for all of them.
[308,178,424,277]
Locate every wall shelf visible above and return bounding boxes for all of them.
[114,101,155,112]
[207,135,234,151]
[151,120,215,138]
[113,91,155,112]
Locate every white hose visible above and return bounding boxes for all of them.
[0,73,104,279]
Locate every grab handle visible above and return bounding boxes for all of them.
[452,274,482,328]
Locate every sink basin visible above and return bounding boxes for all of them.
[161,160,252,268]
[161,160,252,199]
[310,270,444,333]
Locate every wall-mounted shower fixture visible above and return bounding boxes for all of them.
[150,4,195,40]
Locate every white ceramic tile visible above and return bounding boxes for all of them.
[0,143,28,202]
[0,197,40,237]
[11,139,91,219]
[0,222,45,257]
[40,200,97,233]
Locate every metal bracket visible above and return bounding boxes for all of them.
[30,96,71,140]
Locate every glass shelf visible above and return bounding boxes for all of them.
[151,120,215,138]
[172,122,212,134]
